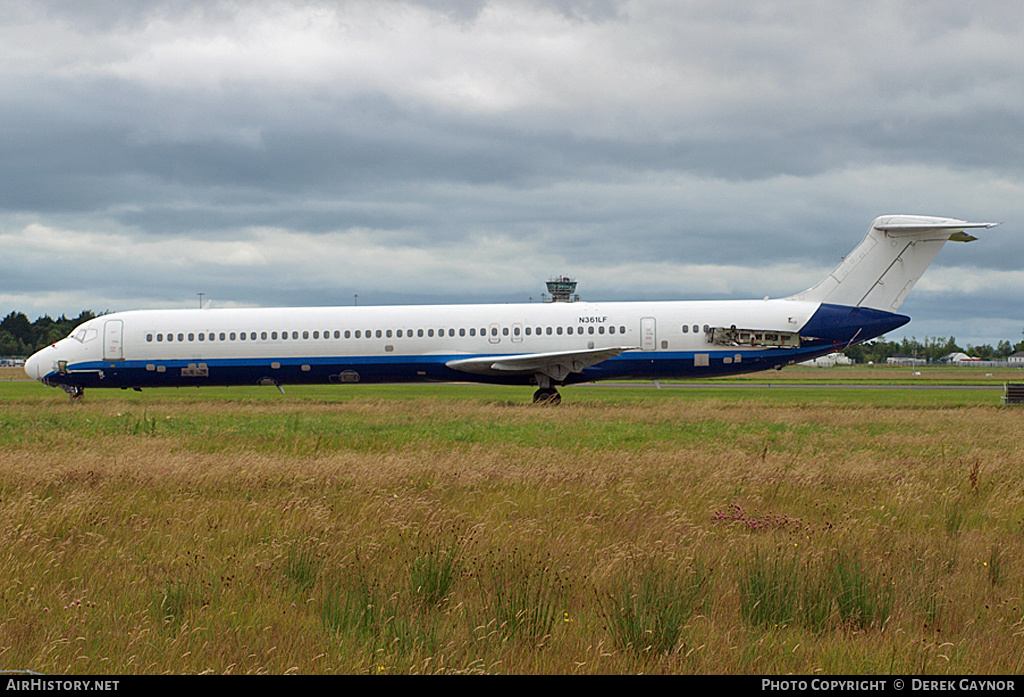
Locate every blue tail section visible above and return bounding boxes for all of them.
[800,303,910,346]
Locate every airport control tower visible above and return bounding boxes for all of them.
[545,276,579,303]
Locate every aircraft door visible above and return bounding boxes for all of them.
[641,317,656,351]
[103,319,124,361]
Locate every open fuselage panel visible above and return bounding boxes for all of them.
[707,326,801,349]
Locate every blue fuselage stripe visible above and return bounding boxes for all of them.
[47,345,839,388]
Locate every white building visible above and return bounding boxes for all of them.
[887,354,926,366]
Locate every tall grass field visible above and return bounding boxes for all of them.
[2,369,1023,674]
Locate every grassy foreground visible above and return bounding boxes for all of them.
[1,376,1023,674]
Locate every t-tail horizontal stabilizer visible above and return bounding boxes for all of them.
[789,215,1000,312]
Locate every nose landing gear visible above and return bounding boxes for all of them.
[60,385,85,400]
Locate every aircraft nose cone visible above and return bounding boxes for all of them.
[25,350,47,381]
[25,353,39,380]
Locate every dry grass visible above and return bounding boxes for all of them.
[2,385,1024,674]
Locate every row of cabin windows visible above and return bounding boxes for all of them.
[145,324,630,344]
[682,324,710,334]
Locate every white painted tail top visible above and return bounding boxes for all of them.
[788,215,999,311]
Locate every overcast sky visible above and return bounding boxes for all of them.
[2,0,1022,345]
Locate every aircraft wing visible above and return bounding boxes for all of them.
[446,346,636,382]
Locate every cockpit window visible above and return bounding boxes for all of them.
[71,328,98,343]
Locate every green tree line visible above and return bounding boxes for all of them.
[844,335,1024,364]
[1,311,99,357]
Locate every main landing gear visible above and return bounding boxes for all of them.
[532,373,562,404]
[532,387,561,405]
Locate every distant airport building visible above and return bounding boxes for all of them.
[887,354,926,367]
[545,276,580,303]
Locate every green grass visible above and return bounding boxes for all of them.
[2,376,1024,674]
[599,555,711,656]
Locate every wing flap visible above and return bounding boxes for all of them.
[446,346,635,382]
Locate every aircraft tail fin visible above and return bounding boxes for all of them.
[788,215,999,311]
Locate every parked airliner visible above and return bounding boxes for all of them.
[25,215,998,403]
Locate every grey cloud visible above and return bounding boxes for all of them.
[2,0,1022,344]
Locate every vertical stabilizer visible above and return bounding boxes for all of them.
[788,215,998,311]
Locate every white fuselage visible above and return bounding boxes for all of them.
[25,297,849,391]
[26,215,995,398]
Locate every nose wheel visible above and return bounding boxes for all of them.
[60,385,85,400]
